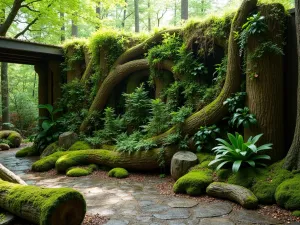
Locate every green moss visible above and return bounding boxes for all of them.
[16,146,38,157]
[67,168,91,177]
[190,161,212,172]
[227,168,266,188]
[41,142,63,158]
[0,180,86,225]
[0,130,22,148]
[173,169,213,196]
[32,152,68,172]
[108,168,129,178]
[196,153,215,163]
[68,141,91,151]
[55,150,120,173]
[216,169,232,182]
[292,210,300,217]
[275,174,300,210]
[252,160,293,204]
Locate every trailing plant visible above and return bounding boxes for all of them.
[250,41,284,60]
[193,125,220,152]
[209,133,272,173]
[235,13,268,56]
[123,84,151,130]
[229,107,257,128]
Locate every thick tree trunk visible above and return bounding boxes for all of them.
[134,0,140,32]
[72,20,78,37]
[244,4,285,162]
[54,147,178,173]
[181,0,188,20]
[0,163,26,185]
[148,0,151,31]
[1,62,10,129]
[0,180,86,225]
[284,0,300,170]
[60,12,65,42]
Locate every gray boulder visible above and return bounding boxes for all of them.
[58,132,78,149]
[171,151,198,181]
[206,182,258,209]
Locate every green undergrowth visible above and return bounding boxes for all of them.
[16,146,39,157]
[108,168,129,178]
[66,164,98,177]
[0,180,86,225]
[173,169,213,196]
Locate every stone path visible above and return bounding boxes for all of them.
[0,145,288,225]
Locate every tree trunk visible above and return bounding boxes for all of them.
[72,20,78,37]
[1,62,10,129]
[60,12,65,42]
[181,0,188,20]
[53,147,179,172]
[244,4,285,162]
[122,0,127,28]
[148,0,151,31]
[283,0,300,170]
[0,163,27,185]
[0,180,86,225]
[134,0,140,32]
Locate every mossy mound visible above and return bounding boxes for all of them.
[173,169,213,196]
[216,169,232,182]
[275,174,300,210]
[227,168,262,188]
[15,146,39,157]
[0,130,22,148]
[41,142,64,158]
[32,152,68,172]
[108,168,129,178]
[196,153,215,163]
[68,141,91,151]
[66,164,98,177]
[292,210,300,217]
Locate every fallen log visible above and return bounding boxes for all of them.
[0,180,86,225]
[0,163,27,185]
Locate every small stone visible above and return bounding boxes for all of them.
[58,131,78,149]
[193,202,232,218]
[171,151,198,181]
[153,208,190,220]
[168,199,198,208]
[199,218,234,225]
[0,143,10,151]
[230,210,282,224]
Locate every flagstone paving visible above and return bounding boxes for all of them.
[0,145,292,225]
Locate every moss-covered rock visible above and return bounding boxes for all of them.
[16,146,39,157]
[173,169,213,196]
[68,141,91,151]
[66,164,98,177]
[227,168,265,188]
[292,210,300,217]
[41,142,63,158]
[0,130,22,148]
[32,152,68,172]
[196,153,215,163]
[108,168,129,178]
[275,174,300,210]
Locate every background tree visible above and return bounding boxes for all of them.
[284,0,300,170]
[181,0,188,20]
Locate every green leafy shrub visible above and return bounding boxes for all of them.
[193,125,220,152]
[108,168,129,178]
[173,170,213,196]
[229,107,257,128]
[123,84,151,130]
[275,174,300,210]
[170,106,193,126]
[223,92,246,113]
[292,211,300,217]
[209,133,272,172]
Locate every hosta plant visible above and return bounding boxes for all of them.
[209,133,272,173]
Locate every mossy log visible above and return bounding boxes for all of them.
[48,147,177,173]
[149,0,258,144]
[0,180,86,225]
[113,28,181,66]
[206,182,258,209]
[0,163,27,185]
[244,4,285,162]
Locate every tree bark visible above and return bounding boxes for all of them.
[60,12,65,42]
[283,0,300,170]
[0,163,27,185]
[134,0,139,32]
[244,4,285,162]
[0,180,86,225]
[1,62,10,129]
[72,20,78,37]
[181,0,188,20]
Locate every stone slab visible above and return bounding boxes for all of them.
[193,202,232,218]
